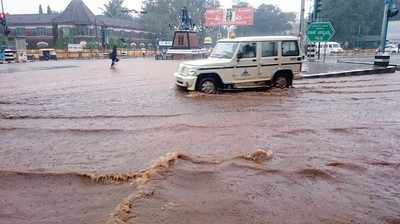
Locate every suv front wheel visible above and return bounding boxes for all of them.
[198,77,218,94]
[273,74,291,89]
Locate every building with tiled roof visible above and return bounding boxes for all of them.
[6,0,154,49]
[53,0,99,25]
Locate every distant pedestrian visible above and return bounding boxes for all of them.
[110,46,119,68]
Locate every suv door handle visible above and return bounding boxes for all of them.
[252,59,257,62]
[297,57,302,61]
[274,58,278,61]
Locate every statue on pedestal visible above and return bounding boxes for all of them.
[163,7,208,60]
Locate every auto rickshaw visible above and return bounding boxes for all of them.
[39,48,57,61]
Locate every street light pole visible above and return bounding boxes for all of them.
[1,0,5,16]
[379,0,390,53]
[1,0,8,36]
[313,0,318,22]
[374,0,393,67]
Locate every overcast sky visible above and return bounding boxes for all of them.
[2,0,304,14]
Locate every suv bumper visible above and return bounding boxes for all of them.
[174,73,197,91]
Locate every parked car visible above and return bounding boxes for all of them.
[4,49,16,63]
[385,44,399,54]
[174,36,303,94]
[375,44,400,54]
[318,42,344,54]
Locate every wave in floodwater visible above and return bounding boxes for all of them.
[0,65,79,74]
[0,150,274,185]
[0,123,242,134]
[1,150,399,224]
[301,89,400,95]
[1,149,398,186]
[0,113,187,120]
[105,151,400,224]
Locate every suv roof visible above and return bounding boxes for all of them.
[218,36,299,43]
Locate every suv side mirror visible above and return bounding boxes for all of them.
[237,52,243,62]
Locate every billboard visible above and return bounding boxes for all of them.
[233,7,254,26]
[68,44,83,52]
[205,9,225,27]
[205,8,254,27]
[158,41,173,47]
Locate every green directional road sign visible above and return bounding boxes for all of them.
[307,22,336,42]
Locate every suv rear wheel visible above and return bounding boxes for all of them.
[273,74,291,89]
[198,77,218,94]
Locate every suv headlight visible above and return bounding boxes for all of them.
[188,68,197,76]
[178,64,185,74]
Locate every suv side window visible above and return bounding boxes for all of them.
[239,42,257,58]
[282,41,300,57]
[261,42,277,57]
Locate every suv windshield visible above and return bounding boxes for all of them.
[210,42,238,59]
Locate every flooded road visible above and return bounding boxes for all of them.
[0,58,399,223]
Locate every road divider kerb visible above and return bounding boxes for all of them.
[301,66,396,79]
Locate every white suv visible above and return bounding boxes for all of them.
[174,36,303,94]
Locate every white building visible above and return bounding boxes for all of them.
[388,20,400,42]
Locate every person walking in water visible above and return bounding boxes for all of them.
[398,43,400,55]
[110,46,119,68]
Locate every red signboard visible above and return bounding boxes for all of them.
[205,9,224,27]
[233,7,254,26]
[205,8,254,27]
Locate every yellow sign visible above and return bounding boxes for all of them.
[204,37,213,45]
[229,32,236,39]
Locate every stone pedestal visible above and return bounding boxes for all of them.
[172,31,199,49]
[166,30,207,60]
[374,53,390,67]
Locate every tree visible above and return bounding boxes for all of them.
[0,35,7,47]
[109,38,126,48]
[102,0,132,19]
[319,0,384,48]
[86,41,100,50]
[233,1,250,8]
[39,4,43,14]
[140,0,220,40]
[55,31,74,49]
[236,4,296,36]
[47,5,52,14]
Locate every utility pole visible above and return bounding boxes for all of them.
[299,0,306,38]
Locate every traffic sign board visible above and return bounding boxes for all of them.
[307,22,336,42]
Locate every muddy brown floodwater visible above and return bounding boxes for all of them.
[0,58,399,224]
